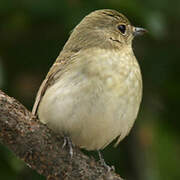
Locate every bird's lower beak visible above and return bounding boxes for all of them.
[133,27,147,36]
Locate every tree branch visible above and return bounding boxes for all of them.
[0,90,124,180]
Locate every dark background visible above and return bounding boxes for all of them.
[0,0,180,180]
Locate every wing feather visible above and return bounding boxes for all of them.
[32,51,78,115]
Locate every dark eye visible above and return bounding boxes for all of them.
[117,24,126,34]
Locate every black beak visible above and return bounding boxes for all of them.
[133,27,148,36]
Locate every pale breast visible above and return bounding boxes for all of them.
[83,47,142,148]
[38,46,142,150]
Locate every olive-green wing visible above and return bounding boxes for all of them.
[32,60,61,115]
[32,51,77,115]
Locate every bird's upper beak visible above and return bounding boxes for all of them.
[133,27,148,36]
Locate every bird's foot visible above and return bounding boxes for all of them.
[62,136,74,158]
[97,150,115,172]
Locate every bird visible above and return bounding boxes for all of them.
[32,9,146,162]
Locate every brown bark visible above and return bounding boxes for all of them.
[0,90,124,180]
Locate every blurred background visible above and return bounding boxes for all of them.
[0,0,180,180]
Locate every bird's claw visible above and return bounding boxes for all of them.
[97,150,115,172]
[62,136,74,158]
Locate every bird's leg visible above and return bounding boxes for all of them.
[97,150,114,172]
[62,136,74,158]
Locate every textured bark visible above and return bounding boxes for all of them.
[0,90,124,180]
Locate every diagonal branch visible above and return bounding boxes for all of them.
[0,90,123,180]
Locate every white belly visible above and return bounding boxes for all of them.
[38,49,142,150]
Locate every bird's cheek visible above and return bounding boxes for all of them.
[125,34,133,44]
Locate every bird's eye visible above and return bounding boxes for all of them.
[117,24,126,34]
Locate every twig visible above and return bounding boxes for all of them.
[0,90,123,180]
